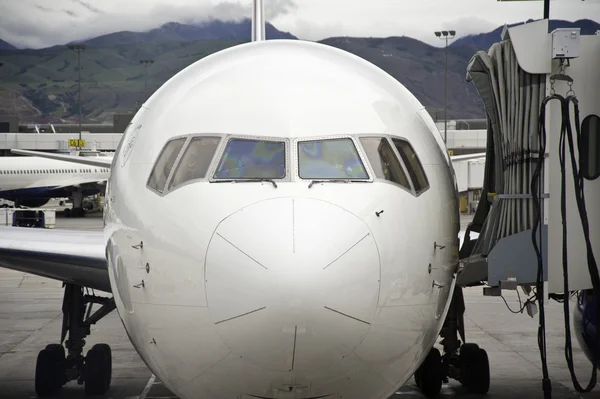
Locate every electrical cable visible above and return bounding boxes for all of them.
[532,93,559,399]
[558,94,600,392]
[500,292,537,314]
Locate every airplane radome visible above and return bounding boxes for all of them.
[103,38,461,399]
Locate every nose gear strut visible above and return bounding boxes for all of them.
[413,286,490,397]
[34,283,115,397]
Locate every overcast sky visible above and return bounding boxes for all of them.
[1,0,599,49]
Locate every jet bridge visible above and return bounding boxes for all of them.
[458,19,600,295]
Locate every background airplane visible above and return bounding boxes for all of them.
[0,154,111,215]
[0,1,490,399]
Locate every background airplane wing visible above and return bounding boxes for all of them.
[52,178,107,190]
[0,227,110,292]
[450,153,486,162]
[11,149,113,168]
[23,178,107,191]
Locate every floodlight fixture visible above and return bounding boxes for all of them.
[433,29,457,144]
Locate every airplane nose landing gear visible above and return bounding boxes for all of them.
[413,286,490,397]
[34,284,116,397]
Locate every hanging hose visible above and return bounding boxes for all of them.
[535,82,600,395]
[558,94,600,392]
[532,93,560,399]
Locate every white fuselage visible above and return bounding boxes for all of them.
[0,157,110,192]
[104,40,459,399]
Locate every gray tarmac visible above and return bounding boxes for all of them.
[0,212,599,399]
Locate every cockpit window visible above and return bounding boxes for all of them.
[297,138,368,179]
[168,136,221,190]
[359,137,411,190]
[392,138,429,194]
[147,138,186,193]
[214,138,286,179]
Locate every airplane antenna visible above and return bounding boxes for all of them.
[251,0,266,42]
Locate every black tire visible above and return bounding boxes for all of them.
[414,365,422,388]
[44,344,65,358]
[459,343,480,359]
[419,347,443,397]
[84,345,111,395]
[94,343,112,388]
[44,344,66,385]
[35,349,63,397]
[460,347,490,394]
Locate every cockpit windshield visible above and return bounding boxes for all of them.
[213,138,286,179]
[297,138,369,179]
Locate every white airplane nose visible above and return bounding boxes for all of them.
[205,197,381,372]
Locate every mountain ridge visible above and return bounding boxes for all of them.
[69,19,297,48]
[0,39,16,51]
[0,18,597,123]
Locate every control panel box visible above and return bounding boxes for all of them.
[551,28,580,59]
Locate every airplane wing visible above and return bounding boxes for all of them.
[52,179,107,190]
[11,149,113,168]
[450,153,486,162]
[0,226,110,292]
[22,178,108,191]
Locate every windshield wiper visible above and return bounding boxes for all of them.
[211,179,278,188]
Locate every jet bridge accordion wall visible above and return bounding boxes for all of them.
[458,39,547,287]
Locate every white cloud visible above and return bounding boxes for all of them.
[0,0,598,49]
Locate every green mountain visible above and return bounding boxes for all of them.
[0,39,243,122]
[0,36,485,123]
[2,17,598,124]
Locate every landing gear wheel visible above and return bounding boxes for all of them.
[35,346,65,397]
[459,343,490,394]
[84,344,112,395]
[95,343,112,388]
[415,347,443,397]
[44,344,66,382]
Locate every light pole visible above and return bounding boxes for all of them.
[434,30,455,145]
[67,44,86,150]
[139,59,154,102]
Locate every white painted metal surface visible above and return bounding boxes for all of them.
[504,19,552,74]
[99,39,461,399]
[546,33,600,293]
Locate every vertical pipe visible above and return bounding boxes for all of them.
[543,0,550,20]
[251,0,266,42]
[78,50,82,150]
[444,36,448,144]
